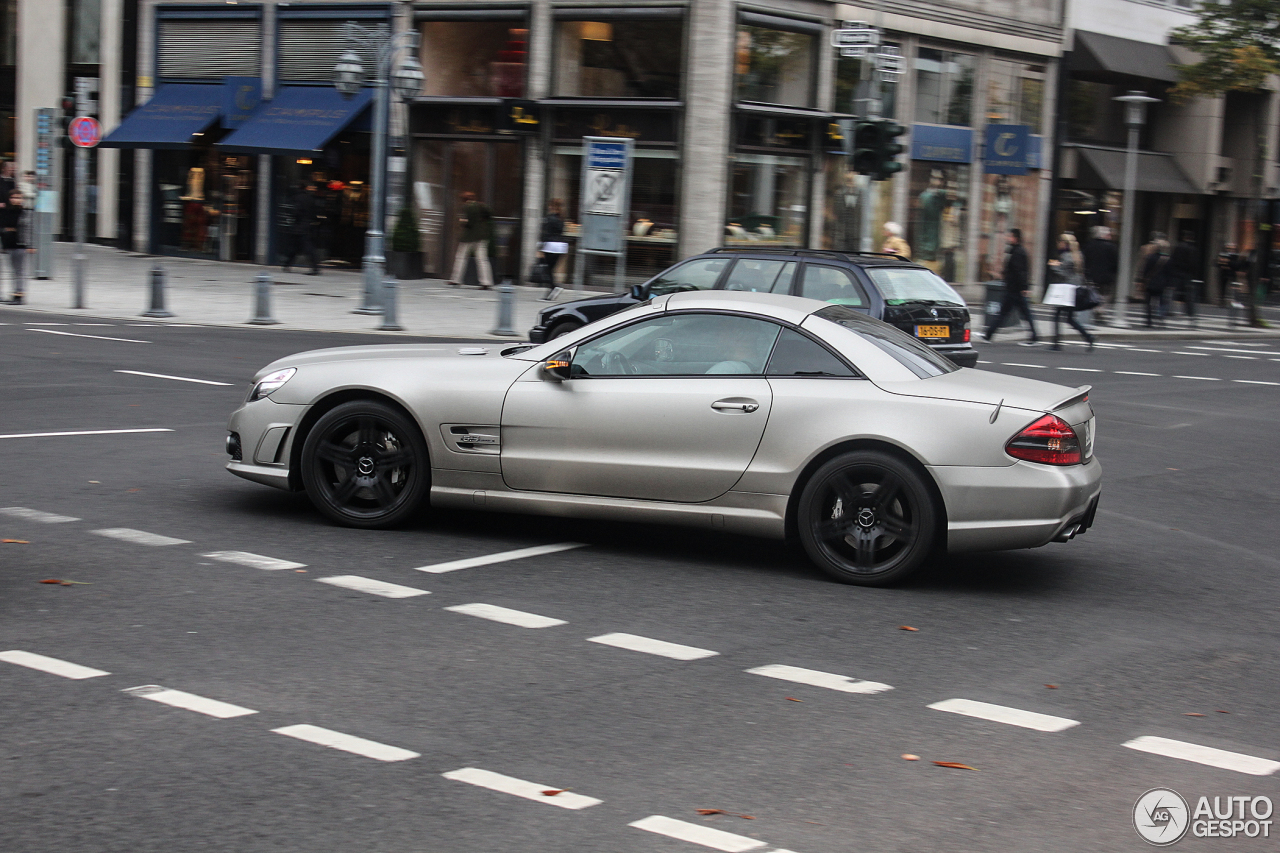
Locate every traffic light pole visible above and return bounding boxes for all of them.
[72,144,86,309]
[859,57,882,253]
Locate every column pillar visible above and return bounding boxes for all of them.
[16,0,66,228]
[520,0,552,282]
[97,0,123,243]
[679,0,736,259]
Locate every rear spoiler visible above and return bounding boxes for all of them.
[1051,385,1091,412]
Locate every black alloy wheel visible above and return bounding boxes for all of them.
[797,450,936,586]
[300,400,430,528]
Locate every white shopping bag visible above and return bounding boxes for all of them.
[1043,282,1078,307]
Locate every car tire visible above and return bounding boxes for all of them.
[547,321,581,341]
[797,450,936,586]
[300,400,430,529]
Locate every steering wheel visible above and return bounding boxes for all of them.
[602,351,636,375]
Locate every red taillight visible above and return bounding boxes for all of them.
[1006,414,1082,465]
[963,327,971,342]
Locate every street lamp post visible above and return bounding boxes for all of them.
[1111,90,1160,328]
[334,24,423,314]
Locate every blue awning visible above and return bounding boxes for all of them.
[216,86,373,155]
[100,84,224,149]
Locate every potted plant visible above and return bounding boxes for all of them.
[387,207,426,280]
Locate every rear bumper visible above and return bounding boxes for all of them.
[931,343,979,368]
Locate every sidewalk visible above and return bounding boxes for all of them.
[7,242,1280,341]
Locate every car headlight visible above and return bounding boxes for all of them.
[248,368,296,402]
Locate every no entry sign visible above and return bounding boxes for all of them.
[69,116,101,148]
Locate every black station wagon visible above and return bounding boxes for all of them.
[528,249,979,368]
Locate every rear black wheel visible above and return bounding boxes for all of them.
[797,450,936,586]
[300,400,429,528]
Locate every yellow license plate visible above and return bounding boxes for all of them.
[916,324,949,338]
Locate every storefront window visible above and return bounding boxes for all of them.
[735,25,815,107]
[907,162,969,284]
[823,157,893,253]
[155,148,257,261]
[69,0,101,65]
[275,138,371,270]
[914,48,974,126]
[976,172,1040,282]
[419,22,527,98]
[1065,80,1126,145]
[986,59,1045,132]
[834,43,900,118]
[555,19,683,99]
[728,153,808,246]
[1,0,17,65]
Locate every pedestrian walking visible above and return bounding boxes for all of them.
[536,198,568,300]
[1,188,32,303]
[1048,233,1095,351]
[1140,237,1171,328]
[880,222,911,259]
[983,228,1039,345]
[0,161,15,205]
[1083,225,1118,323]
[1166,231,1200,324]
[449,191,494,289]
[281,184,320,275]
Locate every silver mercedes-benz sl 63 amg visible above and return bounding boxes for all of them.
[225,291,1101,585]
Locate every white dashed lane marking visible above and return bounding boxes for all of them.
[587,633,719,661]
[202,550,306,570]
[1056,367,1102,372]
[0,428,173,440]
[122,685,257,718]
[1234,379,1280,386]
[927,698,1080,732]
[445,603,566,628]
[1114,371,1160,376]
[629,815,770,852]
[0,506,79,523]
[442,767,602,810]
[315,575,430,598]
[271,724,419,762]
[114,370,234,386]
[1173,351,1210,357]
[746,664,892,695]
[93,527,191,546]
[414,542,585,574]
[1173,375,1221,381]
[1001,362,1047,368]
[28,328,150,344]
[0,650,109,679]
[1124,736,1280,776]
[1225,355,1257,360]
[1189,345,1280,356]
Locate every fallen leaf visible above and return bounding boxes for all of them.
[899,625,919,632]
[785,697,803,702]
[3,539,30,544]
[541,789,565,796]
[39,579,91,586]
[294,569,308,573]
[126,488,140,493]
[1216,710,1230,714]
[1045,684,1058,689]
[933,761,979,771]
[696,809,726,816]
[1183,713,1205,717]
[39,579,65,585]
[901,754,920,761]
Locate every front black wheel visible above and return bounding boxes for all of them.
[547,321,581,340]
[300,400,429,528]
[797,450,936,586]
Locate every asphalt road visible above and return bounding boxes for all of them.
[2,309,1278,853]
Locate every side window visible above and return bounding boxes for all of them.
[800,265,867,307]
[721,259,798,293]
[572,313,782,377]
[765,328,857,377]
[646,258,731,295]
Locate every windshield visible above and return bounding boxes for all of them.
[867,267,964,306]
[811,305,958,378]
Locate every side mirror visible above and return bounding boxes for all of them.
[629,283,648,300]
[542,349,573,381]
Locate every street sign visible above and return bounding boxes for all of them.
[68,116,101,148]
[584,168,625,216]
[831,27,879,48]
[575,136,634,290]
[840,46,870,58]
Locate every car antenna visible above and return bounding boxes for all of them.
[989,398,1004,424]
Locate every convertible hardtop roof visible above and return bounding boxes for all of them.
[661,289,840,325]
[702,247,923,268]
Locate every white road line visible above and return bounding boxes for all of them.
[442,767,602,810]
[1123,736,1280,776]
[0,650,109,679]
[1224,355,1258,360]
[587,632,718,661]
[93,527,191,546]
[445,603,566,628]
[122,685,257,718]
[202,550,305,570]
[316,575,430,598]
[24,322,67,325]
[414,542,585,574]
[29,328,149,344]
[73,323,116,326]
[1188,346,1280,356]
[746,664,892,695]
[928,698,1079,732]
[1056,367,1103,373]
[0,506,79,523]
[1173,351,1210,357]
[271,724,419,761]
[1114,371,1161,377]
[1129,348,1163,353]
[114,370,234,386]
[629,815,767,852]
[1173,375,1221,381]
[1001,362,1047,368]
[977,359,993,364]
[0,428,173,440]
[1233,379,1280,386]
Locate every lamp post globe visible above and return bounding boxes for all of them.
[392,57,425,102]
[333,50,364,97]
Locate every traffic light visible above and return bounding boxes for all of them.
[852,120,879,175]
[873,119,906,181]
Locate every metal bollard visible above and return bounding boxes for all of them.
[141,265,174,318]
[490,278,519,336]
[247,271,280,325]
[377,278,404,331]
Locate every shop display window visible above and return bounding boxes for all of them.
[735,25,815,107]
[727,153,809,247]
[554,19,683,99]
[823,156,893,253]
[155,147,257,261]
[907,162,969,284]
[914,48,975,127]
[977,172,1040,282]
[419,22,527,98]
[986,59,1045,133]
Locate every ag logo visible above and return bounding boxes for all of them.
[1135,788,1190,845]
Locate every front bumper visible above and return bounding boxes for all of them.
[225,397,306,491]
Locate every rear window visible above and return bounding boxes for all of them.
[866,267,964,306]
[811,305,958,378]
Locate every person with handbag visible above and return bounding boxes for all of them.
[982,228,1039,345]
[448,191,495,289]
[0,188,31,304]
[536,198,567,300]
[1140,237,1171,328]
[1047,232,1095,351]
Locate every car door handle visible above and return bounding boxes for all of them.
[711,399,760,413]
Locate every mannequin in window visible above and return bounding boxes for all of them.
[915,169,946,265]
